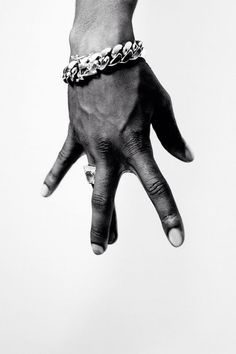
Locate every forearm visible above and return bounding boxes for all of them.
[70,0,138,55]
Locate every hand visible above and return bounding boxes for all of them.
[42,57,193,255]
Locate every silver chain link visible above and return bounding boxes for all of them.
[62,40,143,84]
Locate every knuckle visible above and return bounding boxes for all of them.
[161,213,179,225]
[92,193,108,210]
[47,169,58,183]
[57,148,68,162]
[124,131,151,158]
[146,178,167,197]
[90,226,106,244]
[96,137,113,156]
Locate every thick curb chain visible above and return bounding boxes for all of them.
[62,40,143,84]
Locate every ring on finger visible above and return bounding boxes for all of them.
[84,164,96,185]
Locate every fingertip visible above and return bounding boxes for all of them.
[184,144,194,162]
[91,243,105,255]
[108,231,118,245]
[167,146,194,163]
[168,228,184,247]
[41,184,50,197]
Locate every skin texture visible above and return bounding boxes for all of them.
[42,0,193,254]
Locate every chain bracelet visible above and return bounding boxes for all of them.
[62,40,143,84]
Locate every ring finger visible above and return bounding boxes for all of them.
[128,149,184,247]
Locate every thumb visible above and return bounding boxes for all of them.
[152,98,194,163]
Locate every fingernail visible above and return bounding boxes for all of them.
[168,228,184,247]
[41,184,50,197]
[92,243,104,255]
[185,144,194,162]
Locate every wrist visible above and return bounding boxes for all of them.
[70,0,136,55]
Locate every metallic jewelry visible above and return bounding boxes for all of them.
[63,40,143,84]
[84,164,96,185]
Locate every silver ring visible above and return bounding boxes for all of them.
[84,164,96,185]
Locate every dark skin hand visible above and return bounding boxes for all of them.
[42,58,193,254]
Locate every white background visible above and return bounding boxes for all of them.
[0,1,235,353]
